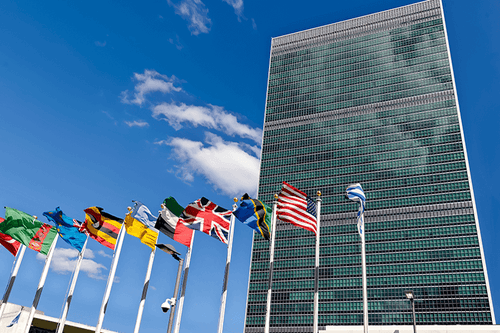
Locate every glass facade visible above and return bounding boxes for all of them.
[244,0,494,332]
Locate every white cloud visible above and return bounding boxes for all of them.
[37,248,107,280]
[223,0,244,21]
[121,70,182,106]
[95,41,107,47]
[156,132,260,197]
[168,0,212,35]
[98,250,113,258]
[125,120,149,128]
[152,102,262,144]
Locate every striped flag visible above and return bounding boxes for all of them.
[277,182,317,235]
[0,217,21,256]
[83,207,123,250]
[346,183,366,235]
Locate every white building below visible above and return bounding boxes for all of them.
[0,303,117,333]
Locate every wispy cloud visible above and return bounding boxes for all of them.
[98,250,113,258]
[168,35,184,50]
[168,0,212,35]
[121,70,182,106]
[37,248,108,280]
[156,132,259,196]
[125,120,149,128]
[152,102,262,144]
[95,41,107,47]
[223,0,244,21]
[251,18,257,30]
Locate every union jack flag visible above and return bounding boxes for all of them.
[180,197,232,244]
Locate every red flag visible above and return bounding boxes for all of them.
[0,217,21,256]
[277,182,318,234]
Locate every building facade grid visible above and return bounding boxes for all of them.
[244,0,495,332]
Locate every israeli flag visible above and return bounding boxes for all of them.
[346,183,366,235]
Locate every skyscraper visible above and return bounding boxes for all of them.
[245,0,495,332]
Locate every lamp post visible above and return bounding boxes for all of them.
[156,243,184,333]
[405,290,416,333]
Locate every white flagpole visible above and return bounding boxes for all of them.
[133,234,158,333]
[346,184,367,333]
[0,244,26,319]
[173,233,195,333]
[361,211,368,333]
[264,194,278,333]
[216,199,238,333]
[24,236,59,333]
[95,224,126,333]
[56,236,89,333]
[314,191,322,333]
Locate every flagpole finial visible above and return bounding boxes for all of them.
[317,191,321,197]
[127,207,132,212]
[274,194,278,199]
[33,215,37,220]
[161,203,165,209]
[233,197,238,203]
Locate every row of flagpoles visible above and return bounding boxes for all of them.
[0,182,366,333]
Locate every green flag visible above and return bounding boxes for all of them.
[0,207,58,255]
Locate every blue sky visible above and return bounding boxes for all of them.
[0,0,499,332]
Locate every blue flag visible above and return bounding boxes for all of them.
[7,311,21,327]
[44,207,87,252]
[234,194,271,240]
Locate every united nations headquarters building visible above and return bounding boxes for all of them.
[244,0,499,332]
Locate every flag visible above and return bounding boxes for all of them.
[277,182,317,235]
[0,217,21,256]
[155,197,194,248]
[124,201,159,249]
[234,193,271,240]
[83,207,123,250]
[43,207,87,252]
[0,208,57,255]
[6,310,21,327]
[346,183,366,235]
[180,197,232,244]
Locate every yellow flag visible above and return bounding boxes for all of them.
[125,213,159,249]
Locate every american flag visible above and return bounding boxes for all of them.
[180,197,232,244]
[277,182,317,235]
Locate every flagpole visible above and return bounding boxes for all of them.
[167,257,184,333]
[133,234,158,333]
[95,224,126,333]
[0,244,26,319]
[264,194,278,333]
[314,191,322,333]
[56,236,89,333]
[24,236,59,333]
[361,210,368,333]
[173,233,195,333]
[216,199,238,333]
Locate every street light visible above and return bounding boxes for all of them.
[405,290,416,333]
[156,243,184,333]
